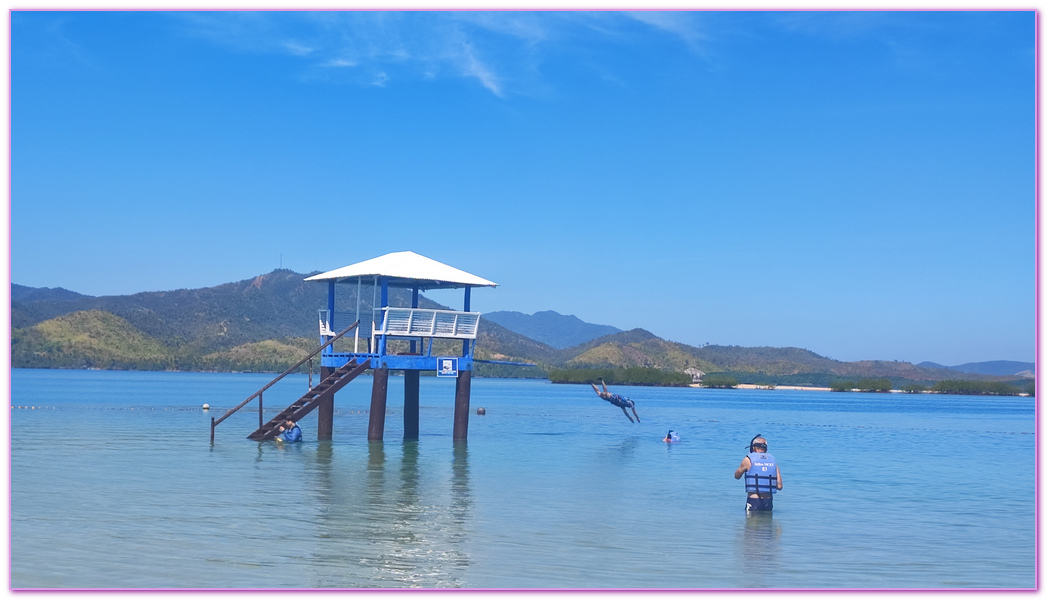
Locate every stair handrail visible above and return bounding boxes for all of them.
[211,321,361,437]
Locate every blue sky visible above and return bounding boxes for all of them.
[10,10,1036,365]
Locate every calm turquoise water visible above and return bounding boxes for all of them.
[10,369,1036,589]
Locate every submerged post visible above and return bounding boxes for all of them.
[453,370,472,440]
[369,367,389,441]
[318,366,335,440]
[404,370,420,440]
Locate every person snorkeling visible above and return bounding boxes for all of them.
[663,430,680,443]
[733,434,782,514]
[590,378,640,423]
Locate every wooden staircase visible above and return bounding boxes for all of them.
[247,359,370,441]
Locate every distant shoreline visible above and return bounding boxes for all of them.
[708,383,1032,396]
[734,383,832,392]
[689,383,831,391]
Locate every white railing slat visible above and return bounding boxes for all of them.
[373,307,481,339]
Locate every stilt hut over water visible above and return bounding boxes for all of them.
[304,251,498,441]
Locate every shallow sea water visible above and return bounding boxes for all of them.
[9,369,1036,589]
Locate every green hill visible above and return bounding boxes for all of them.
[9,274,1026,387]
[201,338,316,372]
[10,272,554,374]
[11,310,176,370]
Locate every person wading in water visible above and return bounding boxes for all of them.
[734,434,783,514]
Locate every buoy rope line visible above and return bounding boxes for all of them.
[9,408,1030,434]
[11,406,370,414]
[760,421,1034,436]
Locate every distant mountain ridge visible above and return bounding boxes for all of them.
[10,275,1032,385]
[917,360,1035,378]
[11,284,90,303]
[11,271,550,374]
[483,310,622,349]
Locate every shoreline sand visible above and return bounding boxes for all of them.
[735,384,832,391]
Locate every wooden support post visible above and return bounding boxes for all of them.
[453,370,471,440]
[318,366,334,440]
[404,370,420,440]
[369,367,389,441]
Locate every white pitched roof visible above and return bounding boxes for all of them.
[304,251,497,290]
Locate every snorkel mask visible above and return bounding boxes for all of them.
[748,434,766,453]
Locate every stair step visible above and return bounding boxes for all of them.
[246,359,369,441]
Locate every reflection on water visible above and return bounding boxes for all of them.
[10,372,1035,589]
[450,442,471,554]
[304,440,471,587]
[739,511,782,588]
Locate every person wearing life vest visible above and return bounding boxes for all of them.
[733,435,782,513]
[276,419,302,443]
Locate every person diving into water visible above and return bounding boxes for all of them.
[590,378,641,423]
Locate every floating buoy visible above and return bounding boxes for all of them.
[476,407,486,415]
[202,403,210,411]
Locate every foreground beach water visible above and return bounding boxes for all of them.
[10,369,1035,589]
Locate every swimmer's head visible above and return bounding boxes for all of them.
[749,434,767,453]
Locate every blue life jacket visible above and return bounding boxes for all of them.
[744,451,778,494]
[281,425,302,443]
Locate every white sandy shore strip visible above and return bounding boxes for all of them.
[687,383,832,391]
[735,384,832,391]
[692,383,1031,396]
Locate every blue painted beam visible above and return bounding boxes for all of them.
[320,353,473,372]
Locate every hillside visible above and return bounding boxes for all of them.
[12,310,176,370]
[918,360,1035,378]
[10,271,549,374]
[556,330,969,385]
[10,274,1029,386]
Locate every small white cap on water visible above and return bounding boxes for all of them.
[202,404,210,410]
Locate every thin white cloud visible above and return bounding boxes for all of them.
[281,40,315,56]
[170,11,711,97]
[323,58,357,68]
[457,39,503,96]
[449,11,551,45]
[624,10,706,46]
